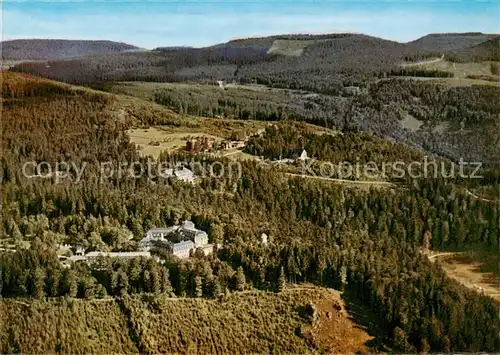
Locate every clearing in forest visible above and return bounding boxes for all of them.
[268,39,314,56]
[127,127,222,158]
[400,59,500,86]
[429,252,500,302]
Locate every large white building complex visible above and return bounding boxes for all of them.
[140,220,212,258]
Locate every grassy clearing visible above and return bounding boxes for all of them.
[127,121,268,158]
[128,128,221,157]
[268,39,312,56]
[221,148,262,161]
[267,39,334,57]
[401,60,500,86]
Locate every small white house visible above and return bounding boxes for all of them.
[297,150,309,161]
[261,233,268,246]
[163,167,196,184]
[75,245,85,256]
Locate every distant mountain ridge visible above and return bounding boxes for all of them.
[6,32,499,92]
[445,37,500,62]
[407,32,498,52]
[1,39,140,60]
[9,33,424,90]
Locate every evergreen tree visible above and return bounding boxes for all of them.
[210,277,222,298]
[234,266,246,291]
[60,269,77,298]
[150,268,161,293]
[162,269,174,295]
[392,326,415,353]
[276,267,286,293]
[32,267,46,299]
[115,270,129,297]
[47,269,61,297]
[95,283,108,299]
[195,276,203,298]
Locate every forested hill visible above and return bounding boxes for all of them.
[407,32,498,52]
[1,72,499,353]
[445,37,500,62]
[8,33,430,90]
[1,39,140,60]
[8,32,499,92]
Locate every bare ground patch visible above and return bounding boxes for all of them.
[429,252,500,302]
[400,113,423,132]
[291,285,379,353]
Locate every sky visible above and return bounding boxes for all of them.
[2,1,499,49]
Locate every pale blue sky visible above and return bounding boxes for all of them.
[2,1,499,48]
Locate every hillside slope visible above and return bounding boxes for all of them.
[2,72,499,354]
[408,32,497,52]
[1,39,140,60]
[8,33,426,90]
[446,37,500,62]
[0,286,378,354]
[0,299,138,353]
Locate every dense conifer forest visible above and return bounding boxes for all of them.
[1,72,499,353]
[149,79,500,165]
[1,39,139,61]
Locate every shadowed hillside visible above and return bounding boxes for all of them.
[445,37,500,62]
[1,39,140,60]
[408,32,497,52]
[9,34,429,91]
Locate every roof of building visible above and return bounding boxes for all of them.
[172,240,195,250]
[182,220,195,228]
[147,227,176,234]
[175,168,195,180]
[163,168,174,177]
[298,150,308,160]
[144,221,207,245]
[194,230,208,237]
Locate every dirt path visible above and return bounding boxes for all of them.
[428,252,456,260]
[428,251,500,302]
[401,54,444,67]
[465,189,498,203]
